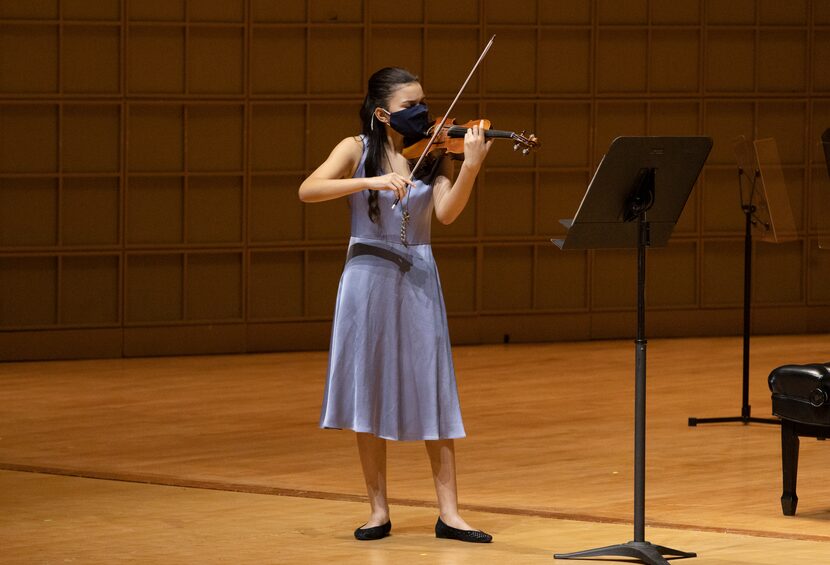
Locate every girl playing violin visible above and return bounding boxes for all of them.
[298,67,493,543]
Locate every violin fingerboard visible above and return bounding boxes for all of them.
[446,126,516,140]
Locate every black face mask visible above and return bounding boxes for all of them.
[384,104,430,147]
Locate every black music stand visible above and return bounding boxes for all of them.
[688,137,796,427]
[552,136,712,565]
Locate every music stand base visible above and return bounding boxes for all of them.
[688,416,780,426]
[554,540,697,565]
[688,405,780,427]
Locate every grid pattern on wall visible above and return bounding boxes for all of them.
[1,0,829,360]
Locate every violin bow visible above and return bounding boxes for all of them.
[392,34,496,209]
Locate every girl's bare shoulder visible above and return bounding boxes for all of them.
[338,135,364,155]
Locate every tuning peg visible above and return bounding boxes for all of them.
[513,142,520,152]
[522,147,530,155]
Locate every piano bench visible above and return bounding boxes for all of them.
[768,362,830,516]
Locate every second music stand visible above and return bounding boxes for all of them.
[688,136,796,427]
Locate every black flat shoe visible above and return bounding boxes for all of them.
[435,517,492,543]
[354,520,391,541]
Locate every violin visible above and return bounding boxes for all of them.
[402,117,540,161]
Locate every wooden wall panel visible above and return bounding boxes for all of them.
[646,242,698,308]
[535,246,588,311]
[60,255,119,324]
[62,0,120,20]
[305,250,345,318]
[189,0,244,22]
[62,105,120,172]
[126,177,184,244]
[0,1,58,20]
[187,106,244,172]
[311,0,362,23]
[128,1,184,21]
[486,0,536,24]
[248,251,304,319]
[425,28,480,94]
[432,246,477,313]
[706,0,756,25]
[0,105,58,172]
[540,1,591,24]
[650,30,700,93]
[537,172,590,237]
[250,29,306,94]
[815,31,830,91]
[702,169,746,233]
[649,103,702,236]
[537,103,590,167]
[481,172,534,236]
[431,185,477,238]
[0,257,57,326]
[592,249,637,310]
[426,0,477,24]
[706,30,755,92]
[759,0,808,24]
[187,28,244,94]
[701,241,744,306]
[187,177,243,243]
[598,0,648,24]
[484,30,536,93]
[652,0,700,24]
[758,30,807,92]
[0,179,58,246]
[810,165,830,232]
[482,246,533,311]
[308,29,363,94]
[126,254,183,322]
[249,175,305,242]
[62,26,120,93]
[0,25,58,93]
[808,240,830,303]
[186,253,243,320]
[754,240,804,304]
[537,30,591,94]
[1,0,829,360]
[597,30,648,92]
[369,28,423,78]
[250,104,305,172]
[127,106,183,171]
[127,27,185,93]
[62,178,119,245]
[594,102,646,164]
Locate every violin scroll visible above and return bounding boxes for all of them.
[511,130,540,156]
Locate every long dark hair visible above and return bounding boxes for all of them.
[359,67,420,223]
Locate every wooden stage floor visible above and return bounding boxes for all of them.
[1,334,829,564]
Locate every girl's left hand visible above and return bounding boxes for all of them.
[463,120,494,170]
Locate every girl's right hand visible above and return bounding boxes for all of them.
[369,172,415,202]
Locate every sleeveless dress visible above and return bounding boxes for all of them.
[319,137,466,441]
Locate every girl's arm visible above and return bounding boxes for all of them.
[299,136,413,203]
[432,121,493,224]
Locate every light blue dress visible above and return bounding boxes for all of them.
[319,137,465,441]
